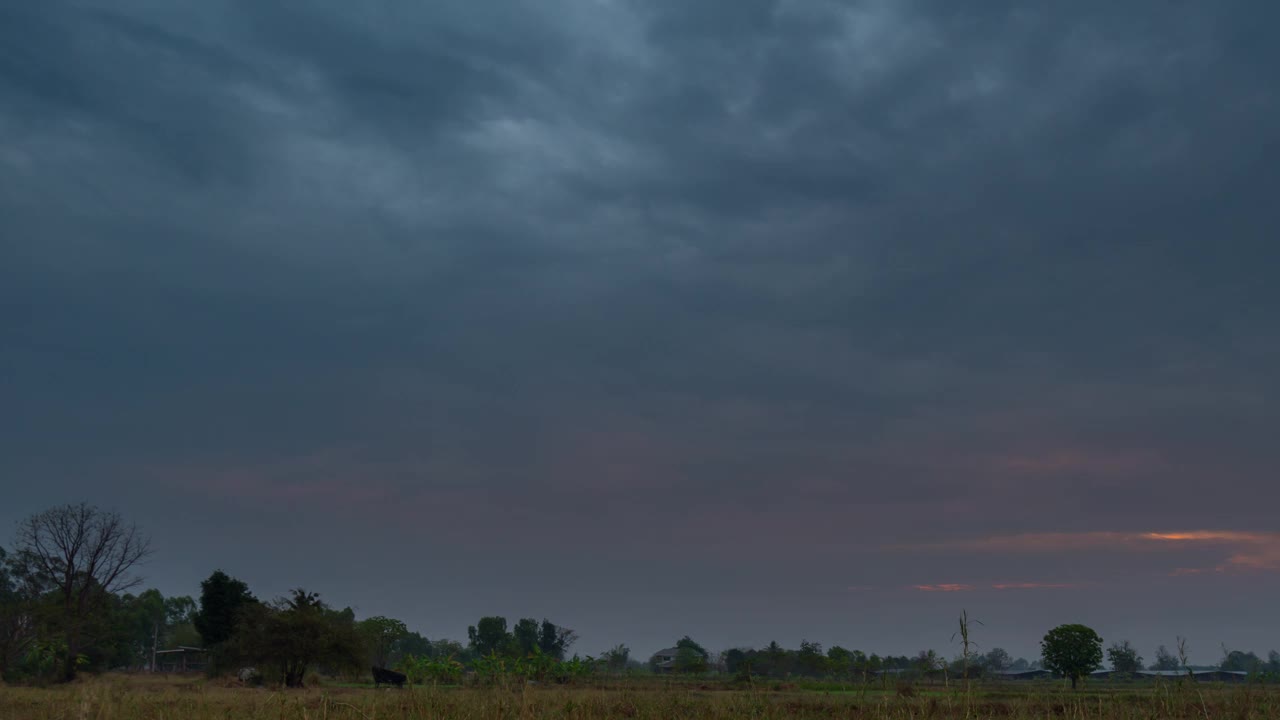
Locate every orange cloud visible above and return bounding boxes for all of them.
[1142,531,1280,572]
[895,530,1280,575]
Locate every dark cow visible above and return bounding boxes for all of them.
[372,666,407,688]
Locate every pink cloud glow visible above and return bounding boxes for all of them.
[991,582,1077,590]
[895,530,1280,576]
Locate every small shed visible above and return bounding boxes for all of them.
[154,646,209,673]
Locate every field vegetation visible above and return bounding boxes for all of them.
[3,673,1280,719]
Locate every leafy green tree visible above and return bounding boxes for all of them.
[676,635,708,661]
[356,616,408,668]
[1041,624,1103,688]
[601,644,630,672]
[512,618,540,656]
[0,546,37,680]
[850,649,870,680]
[193,570,256,648]
[228,589,362,687]
[1220,649,1262,673]
[916,649,941,674]
[111,589,166,670]
[157,595,200,648]
[164,596,196,627]
[826,646,852,679]
[467,616,510,657]
[1268,650,1279,674]
[983,647,1012,673]
[538,619,576,660]
[668,635,709,675]
[675,645,708,674]
[1106,640,1143,674]
[760,641,791,677]
[391,631,433,665]
[866,653,884,678]
[1151,645,1180,671]
[433,638,468,661]
[13,503,152,681]
[723,648,750,677]
[797,640,826,676]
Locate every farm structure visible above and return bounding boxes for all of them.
[153,646,209,673]
[649,648,680,673]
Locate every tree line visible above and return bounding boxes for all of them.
[3,504,1278,687]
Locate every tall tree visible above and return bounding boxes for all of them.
[676,635,709,660]
[1106,640,1143,674]
[356,616,408,668]
[193,570,256,649]
[538,619,576,660]
[391,631,433,664]
[1151,645,1180,671]
[675,646,708,674]
[761,640,790,677]
[1041,624,1103,689]
[512,618,541,656]
[13,503,151,681]
[601,644,630,672]
[826,646,853,679]
[164,596,196,627]
[673,635,710,675]
[916,649,941,674]
[983,647,1012,673]
[467,616,510,657]
[0,546,36,680]
[229,589,362,687]
[1220,648,1262,673]
[432,638,467,661]
[114,589,166,670]
[161,595,200,649]
[796,640,826,676]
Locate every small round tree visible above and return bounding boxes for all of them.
[1041,624,1103,689]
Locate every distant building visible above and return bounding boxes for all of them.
[649,648,680,673]
[1186,670,1248,683]
[154,646,209,673]
[1053,669,1250,683]
[1137,670,1189,679]
[995,669,1054,680]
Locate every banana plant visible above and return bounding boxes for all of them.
[554,654,597,684]
[395,654,431,685]
[521,646,556,683]
[427,656,464,685]
[472,652,510,685]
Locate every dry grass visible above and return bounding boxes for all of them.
[1,674,1278,719]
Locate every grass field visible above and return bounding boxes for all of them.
[3,674,1278,719]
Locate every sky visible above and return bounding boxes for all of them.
[2,0,1278,665]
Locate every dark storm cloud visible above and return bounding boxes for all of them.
[3,0,1279,659]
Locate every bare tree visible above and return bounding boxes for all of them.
[951,609,983,685]
[14,503,151,680]
[1176,636,1191,678]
